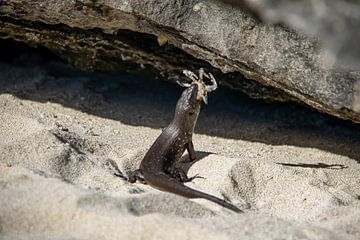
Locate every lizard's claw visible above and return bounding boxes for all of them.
[188,173,205,181]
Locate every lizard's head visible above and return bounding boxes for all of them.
[175,84,200,122]
[177,68,217,104]
[174,68,217,128]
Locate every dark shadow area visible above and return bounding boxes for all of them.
[1,39,360,163]
[276,162,348,170]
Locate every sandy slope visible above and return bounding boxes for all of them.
[0,44,360,239]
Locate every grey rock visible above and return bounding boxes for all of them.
[221,0,360,69]
[0,0,359,122]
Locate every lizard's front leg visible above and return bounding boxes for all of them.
[186,140,196,162]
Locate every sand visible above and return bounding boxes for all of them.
[0,43,360,240]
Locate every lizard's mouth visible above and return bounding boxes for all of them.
[179,68,218,104]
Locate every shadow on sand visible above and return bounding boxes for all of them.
[1,40,360,163]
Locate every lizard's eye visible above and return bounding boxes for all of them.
[189,111,195,116]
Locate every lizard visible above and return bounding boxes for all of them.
[128,68,241,213]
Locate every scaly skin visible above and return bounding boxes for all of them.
[128,70,241,213]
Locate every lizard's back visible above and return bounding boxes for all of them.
[140,123,184,173]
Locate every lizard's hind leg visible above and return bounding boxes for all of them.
[127,169,147,184]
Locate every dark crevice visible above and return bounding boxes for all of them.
[0,16,291,101]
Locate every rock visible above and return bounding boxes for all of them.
[0,0,359,122]
[220,0,360,69]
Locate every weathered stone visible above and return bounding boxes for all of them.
[221,0,360,69]
[0,18,288,102]
[0,0,359,122]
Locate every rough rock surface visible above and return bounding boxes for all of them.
[221,0,360,69]
[0,0,359,123]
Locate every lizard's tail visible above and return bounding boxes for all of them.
[144,173,242,213]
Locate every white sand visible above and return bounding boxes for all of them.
[0,56,360,239]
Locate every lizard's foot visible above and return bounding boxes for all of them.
[169,168,204,183]
[127,169,147,184]
[187,173,205,182]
